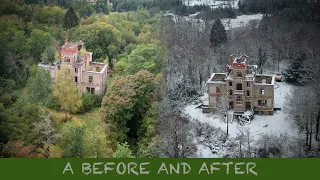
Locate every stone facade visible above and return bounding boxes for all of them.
[38,39,108,95]
[207,54,275,115]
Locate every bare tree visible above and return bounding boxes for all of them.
[215,88,231,135]
[285,87,318,150]
[236,128,245,157]
[157,98,197,158]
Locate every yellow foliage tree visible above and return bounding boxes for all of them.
[52,67,82,118]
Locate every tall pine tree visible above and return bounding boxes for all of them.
[210,18,227,48]
[63,7,79,29]
[285,53,306,85]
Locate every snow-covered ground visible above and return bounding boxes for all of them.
[184,81,299,157]
[221,14,263,30]
[164,12,263,31]
[183,0,240,9]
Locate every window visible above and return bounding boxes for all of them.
[236,96,242,104]
[64,58,70,62]
[75,68,78,73]
[89,76,93,83]
[260,88,265,95]
[86,87,95,94]
[236,83,242,90]
[229,82,232,86]
[237,72,242,77]
[236,96,242,101]
[74,76,78,83]
[229,90,233,95]
[216,87,220,93]
[247,90,250,96]
[258,100,267,107]
[247,82,250,87]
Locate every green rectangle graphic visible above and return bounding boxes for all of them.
[0,158,318,180]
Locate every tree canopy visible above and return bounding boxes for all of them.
[52,67,82,118]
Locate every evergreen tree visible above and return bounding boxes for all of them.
[210,18,227,48]
[285,53,306,85]
[113,142,135,158]
[63,7,79,29]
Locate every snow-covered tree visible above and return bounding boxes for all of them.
[215,88,231,135]
[284,86,318,150]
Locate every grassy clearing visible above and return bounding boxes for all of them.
[45,107,102,131]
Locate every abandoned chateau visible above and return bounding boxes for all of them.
[38,41,274,117]
[39,39,108,95]
[207,54,275,115]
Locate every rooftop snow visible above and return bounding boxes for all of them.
[207,73,227,84]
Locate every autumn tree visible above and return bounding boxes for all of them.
[2,141,40,158]
[101,70,156,150]
[83,119,113,158]
[123,44,164,75]
[59,121,85,158]
[41,45,56,64]
[27,68,52,104]
[52,67,82,119]
[27,29,53,61]
[70,22,121,61]
[3,99,42,144]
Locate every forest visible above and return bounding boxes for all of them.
[0,0,319,158]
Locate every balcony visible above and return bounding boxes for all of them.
[234,90,244,95]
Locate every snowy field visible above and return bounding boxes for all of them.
[183,0,240,9]
[164,12,263,31]
[183,81,299,157]
[221,14,264,30]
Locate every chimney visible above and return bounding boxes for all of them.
[230,54,233,65]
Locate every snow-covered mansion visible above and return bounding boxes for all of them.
[38,39,108,95]
[207,54,275,116]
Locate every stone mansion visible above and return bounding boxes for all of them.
[207,54,275,115]
[38,39,108,95]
